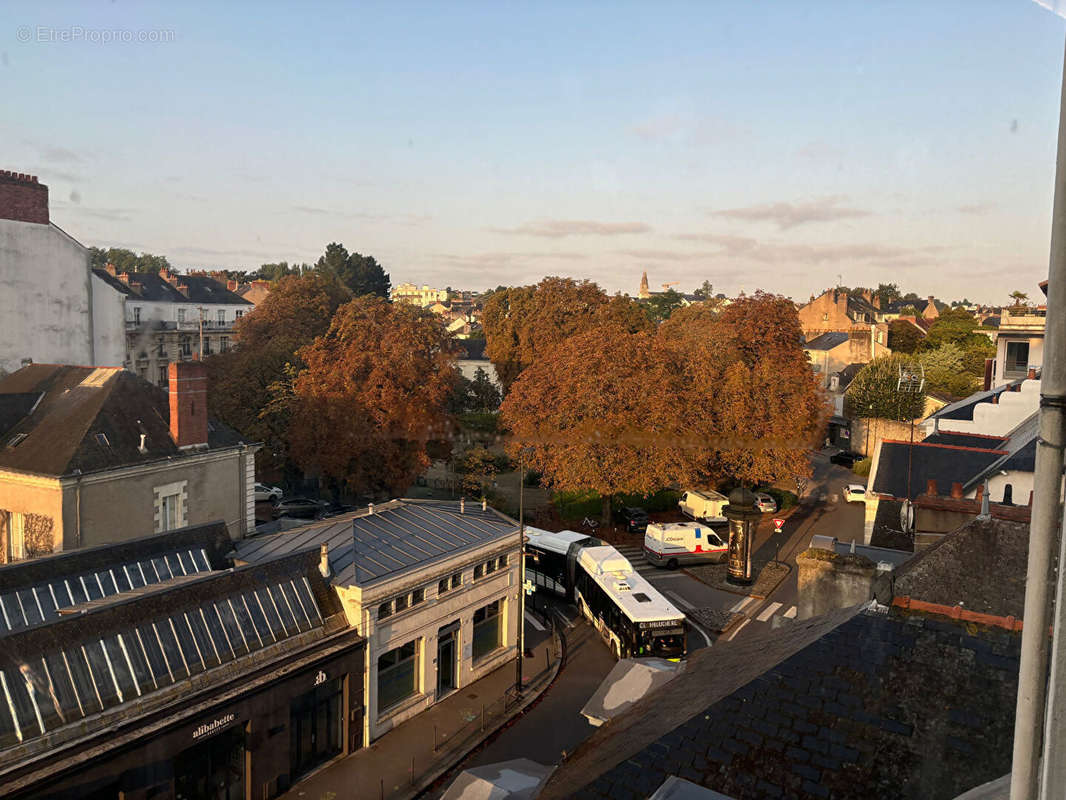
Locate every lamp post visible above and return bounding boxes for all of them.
[896,362,925,533]
[725,487,760,585]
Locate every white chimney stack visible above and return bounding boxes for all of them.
[319,543,330,578]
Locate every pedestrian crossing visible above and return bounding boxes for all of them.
[613,543,668,577]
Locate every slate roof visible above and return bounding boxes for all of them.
[92,269,251,305]
[0,364,246,476]
[872,440,1007,501]
[922,432,1008,450]
[542,606,1020,800]
[803,332,850,351]
[235,499,519,587]
[892,517,1032,618]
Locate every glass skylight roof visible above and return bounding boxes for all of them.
[0,546,212,634]
[0,575,323,750]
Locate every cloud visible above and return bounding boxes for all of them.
[713,196,870,230]
[289,205,430,225]
[491,219,652,238]
[51,201,135,221]
[41,146,84,164]
[28,166,83,183]
[957,203,995,215]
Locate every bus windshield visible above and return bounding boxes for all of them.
[648,630,686,659]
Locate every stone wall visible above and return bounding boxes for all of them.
[797,548,879,619]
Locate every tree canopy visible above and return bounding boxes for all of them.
[482,277,650,391]
[887,320,923,354]
[844,355,927,421]
[501,291,824,519]
[314,242,391,298]
[286,298,457,495]
[89,246,171,274]
[643,289,685,324]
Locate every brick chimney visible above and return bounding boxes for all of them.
[950,482,964,499]
[168,361,209,449]
[227,279,238,292]
[105,262,117,276]
[926,479,938,497]
[0,170,49,224]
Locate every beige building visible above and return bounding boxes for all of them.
[0,362,257,562]
[392,282,450,307]
[235,499,521,744]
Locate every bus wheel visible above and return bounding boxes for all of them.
[612,641,620,660]
[667,558,679,570]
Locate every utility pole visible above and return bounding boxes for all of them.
[515,455,526,695]
[198,306,204,360]
[1011,31,1066,800]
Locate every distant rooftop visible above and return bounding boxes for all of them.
[803,331,849,351]
[236,499,518,587]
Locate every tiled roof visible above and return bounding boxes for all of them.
[892,517,1033,618]
[0,364,246,476]
[803,332,849,351]
[91,269,252,305]
[543,606,1020,800]
[236,499,518,587]
[872,441,1006,501]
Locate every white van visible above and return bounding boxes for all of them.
[678,489,728,523]
[644,522,728,569]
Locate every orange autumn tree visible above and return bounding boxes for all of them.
[205,271,350,474]
[502,291,825,520]
[483,277,650,391]
[287,297,459,496]
[501,325,689,523]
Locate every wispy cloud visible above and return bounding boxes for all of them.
[28,166,83,183]
[957,203,996,215]
[52,201,135,221]
[713,196,870,230]
[41,146,84,164]
[491,219,652,238]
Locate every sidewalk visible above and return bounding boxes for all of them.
[283,615,560,800]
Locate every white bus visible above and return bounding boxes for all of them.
[525,528,687,660]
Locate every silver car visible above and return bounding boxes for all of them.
[753,492,777,513]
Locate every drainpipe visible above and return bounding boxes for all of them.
[1012,32,1066,800]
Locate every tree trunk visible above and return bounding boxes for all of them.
[601,494,613,527]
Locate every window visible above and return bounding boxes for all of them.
[158,365,169,386]
[220,336,229,352]
[152,481,187,533]
[133,307,141,324]
[412,588,425,606]
[157,340,167,356]
[203,338,213,356]
[378,601,392,620]
[1005,341,1030,375]
[395,594,409,613]
[438,578,449,595]
[378,640,418,712]
[474,564,484,580]
[217,309,225,325]
[179,335,192,357]
[472,600,502,662]
[451,572,461,589]
[497,555,507,570]
[485,558,496,575]
[236,309,245,319]
[177,308,187,324]
[822,312,829,321]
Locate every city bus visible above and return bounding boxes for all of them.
[525,527,687,660]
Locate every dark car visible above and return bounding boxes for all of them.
[273,497,329,520]
[830,450,865,468]
[618,506,650,534]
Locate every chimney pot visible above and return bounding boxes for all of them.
[460,497,465,514]
[926,479,938,497]
[950,482,964,499]
[168,361,209,449]
[975,484,984,502]
[368,502,374,515]
[319,543,330,578]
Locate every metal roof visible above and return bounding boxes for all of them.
[235,499,519,587]
[803,331,850,351]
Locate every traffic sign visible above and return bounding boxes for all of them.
[772,518,785,533]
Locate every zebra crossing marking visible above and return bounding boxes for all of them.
[756,602,783,622]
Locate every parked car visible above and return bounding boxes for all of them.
[678,489,729,523]
[644,521,728,569]
[844,484,867,504]
[617,506,649,534]
[253,482,283,503]
[830,450,866,468]
[753,492,777,513]
[273,497,329,519]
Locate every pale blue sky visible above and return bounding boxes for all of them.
[2,1,1064,302]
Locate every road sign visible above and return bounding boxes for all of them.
[524,579,535,596]
[772,518,785,533]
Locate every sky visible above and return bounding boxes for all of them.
[2,1,1065,304]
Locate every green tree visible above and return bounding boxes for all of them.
[887,320,923,354]
[875,283,902,305]
[920,344,979,398]
[339,252,391,298]
[844,355,927,421]
[643,289,685,324]
[1010,290,1029,309]
[923,307,986,350]
[692,280,715,299]
[456,446,499,499]
[257,262,311,281]
[89,246,171,274]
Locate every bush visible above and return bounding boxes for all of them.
[853,458,872,478]
[457,411,499,433]
[764,488,799,510]
[616,489,682,513]
[492,452,513,472]
[524,469,542,487]
[554,490,602,521]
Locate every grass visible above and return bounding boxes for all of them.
[457,411,499,433]
[853,458,872,478]
[552,488,683,520]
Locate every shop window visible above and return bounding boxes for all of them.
[174,724,245,800]
[290,677,343,780]
[472,600,502,662]
[378,640,419,712]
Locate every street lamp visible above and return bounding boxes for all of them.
[515,450,528,695]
